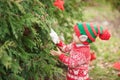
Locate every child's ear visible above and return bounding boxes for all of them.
[79,35,88,42]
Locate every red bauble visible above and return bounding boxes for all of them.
[113,62,120,71]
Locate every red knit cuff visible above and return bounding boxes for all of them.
[59,54,65,61]
[56,40,63,47]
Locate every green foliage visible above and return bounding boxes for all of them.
[0,0,83,80]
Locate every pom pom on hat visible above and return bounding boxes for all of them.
[99,29,111,40]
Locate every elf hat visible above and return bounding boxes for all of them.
[74,22,111,45]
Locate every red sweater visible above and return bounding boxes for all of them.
[57,41,91,80]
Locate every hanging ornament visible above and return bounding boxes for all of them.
[54,0,64,11]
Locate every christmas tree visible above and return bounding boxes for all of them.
[0,0,83,80]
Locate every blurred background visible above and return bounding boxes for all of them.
[0,0,120,80]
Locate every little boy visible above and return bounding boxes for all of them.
[50,22,111,80]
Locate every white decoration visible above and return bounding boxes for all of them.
[49,28,60,44]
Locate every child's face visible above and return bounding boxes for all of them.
[72,33,82,44]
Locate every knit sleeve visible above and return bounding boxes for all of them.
[59,53,86,68]
[56,41,72,53]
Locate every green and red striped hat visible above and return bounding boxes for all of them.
[74,22,111,45]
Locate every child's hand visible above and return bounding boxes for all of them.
[50,48,62,56]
